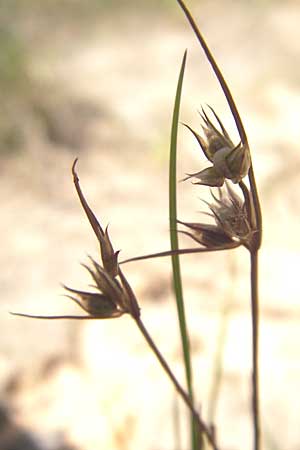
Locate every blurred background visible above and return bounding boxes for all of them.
[1,0,300,449]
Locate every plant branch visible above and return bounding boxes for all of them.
[177,2,263,450]
[177,0,262,250]
[120,242,240,265]
[134,316,220,450]
[176,0,247,146]
[10,312,122,320]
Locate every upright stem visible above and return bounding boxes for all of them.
[176,4,263,450]
[134,316,220,450]
[250,250,260,450]
[176,0,248,146]
[177,0,263,251]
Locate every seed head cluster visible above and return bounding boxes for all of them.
[184,106,251,187]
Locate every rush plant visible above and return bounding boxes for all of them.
[12,1,262,450]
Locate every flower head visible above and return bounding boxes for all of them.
[179,183,252,249]
[60,159,140,320]
[60,253,139,319]
[12,160,140,321]
[184,106,251,187]
[63,282,122,319]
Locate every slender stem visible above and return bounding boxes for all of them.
[250,250,260,450]
[177,4,263,450]
[134,316,220,450]
[9,312,122,320]
[120,242,240,265]
[176,0,248,146]
[169,50,200,449]
[177,0,262,251]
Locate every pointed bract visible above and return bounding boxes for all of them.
[183,123,213,162]
[186,166,225,187]
[72,159,119,277]
[63,285,121,317]
[178,220,234,248]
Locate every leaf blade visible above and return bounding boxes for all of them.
[169,50,201,450]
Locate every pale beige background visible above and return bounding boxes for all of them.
[1,1,300,449]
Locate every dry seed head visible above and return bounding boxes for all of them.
[184,107,251,187]
[212,144,251,183]
[63,284,122,318]
[61,254,134,318]
[82,258,125,307]
[179,183,252,248]
[70,160,140,318]
[12,160,139,321]
[62,255,140,319]
[178,220,234,248]
[209,184,252,242]
[199,106,234,159]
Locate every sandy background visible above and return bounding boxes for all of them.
[1,1,300,449]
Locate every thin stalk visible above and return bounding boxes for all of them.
[10,312,122,320]
[176,0,247,145]
[169,50,199,449]
[176,0,262,248]
[120,241,240,265]
[176,3,263,450]
[134,316,220,450]
[250,250,260,450]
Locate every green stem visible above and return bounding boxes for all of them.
[169,50,200,449]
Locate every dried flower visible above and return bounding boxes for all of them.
[63,284,123,319]
[184,106,251,186]
[11,160,140,321]
[70,159,140,318]
[179,183,252,248]
[178,220,235,248]
[59,255,137,319]
[209,183,252,242]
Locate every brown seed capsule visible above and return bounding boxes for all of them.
[209,184,252,243]
[178,183,253,249]
[178,220,234,248]
[184,107,251,187]
[63,285,122,318]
